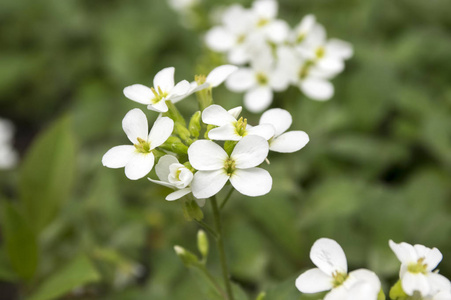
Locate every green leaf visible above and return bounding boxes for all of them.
[28,254,100,300]
[0,201,38,280]
[19,115,76,233]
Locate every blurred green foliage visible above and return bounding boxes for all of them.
[1,0,451,299]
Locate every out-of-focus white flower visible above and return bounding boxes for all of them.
[188,135,272,198]
[190,64,238,93]
[389,240,451,297]
[123,67,192,113]
[202,104,274,141]
[102,109,174,180]
[226,49,290,113]
[168,0,200,12]
[259,108,309,153]
[248,0,289,44]
[0,118,18,169]
[148,155,195,201]
[296,238,381,300]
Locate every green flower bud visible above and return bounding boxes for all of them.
[171,142,189,155]
[389,280,408,300]
[175,122,191,142]
[189,111,202,138]
[377,289,386,300]
[197,230,209,259]
[256,292,266,300]
[183,200,204,221]
[174,245,199,267]
[204,124,215,139]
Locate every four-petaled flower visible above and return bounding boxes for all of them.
[202,104,274,141]
[389,240,451,297]
[296,238,381,300]
[123,67,192,113]
[259,108,309,153]
[188,135,272,198]
[102,108,174,180]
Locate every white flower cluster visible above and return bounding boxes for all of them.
[296,238,451,300]
[205,0,353,113]
[0,118,18,169]
[102,66,309,201]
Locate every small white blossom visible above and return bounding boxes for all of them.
[123,67,192,113]
[202,104,274,141]
[102,109,174,180]
[248,0,289,44]
[188,135,272,198]
[190,64,238,93]
[389,240,451,297]
[148,155,195,201]
[259,108,309,153]
[0,118,18,169]
[296,238,381,300]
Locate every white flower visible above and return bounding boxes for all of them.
[389,240,451,297]
[225,49,290,113]
[0,118,18,169]
[102,109,174,180]
[188,135,272,198]
[259,108,309,153]
[296,238,381,300]
[248,0,289,44]
[123,67,192,113]
[148,155,195,201]
[168,0,200,12]
[190,64,238,93]
[202,104,274,141]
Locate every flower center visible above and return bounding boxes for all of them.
[134,137,151,153]
[234,117,248,137]
[195,74,206,85]
[150,86,168,104]
[224,158,236,176]
[298,60,314,79]
[296,33,306,44]
[332,271,348,288]
[407,257,428,274]
[257,18,269,27]
[237,34,246,44]
[256,72,268,86]
[315,46,325,59]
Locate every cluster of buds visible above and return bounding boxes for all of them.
[296,238,451,300]
[205,0,353,112]
[102,65,309,219]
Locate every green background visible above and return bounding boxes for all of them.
[1,0,450,299]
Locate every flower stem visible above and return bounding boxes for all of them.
[220,187,234,210]
[194,219,218,240]
[211,196,235,300]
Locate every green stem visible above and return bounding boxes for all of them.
[194,219,218,240]
[220,187,234,210]
[197,264,227,299]
[211,196,235,300]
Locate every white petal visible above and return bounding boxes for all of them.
[188,140,228,171]
[423,247,443,271]
[301,78,334,101]
[389,240,418,265]
[166,188,192,201]
[122,108,149,144]
[246,124,275,140]
[270,131,309,153]
[402,272,430,296]
[147,178,175,188]
[228,45,250,65]
[206,65,238,88]
[191,170,229,198]
[260,108,292,136]
[326,39,353,60]
[252,0,277,19]
[310,238,347,276]
[295,268,333,293]
[229,167,272,197]
[265,20,289,43]
[225,68,256,92]
[228,106,243,119]
[348,269,381,292]
[102,145,135,168]
[155,155,178,182]
[153,67,175,91]
[323,285,348,300]
[202,104,236,126]
[317,57,344,75]
[433,291,451,300]
[231,135,269,168]
[244,86,273,113]
[205,26,235,52]
[125,152,155,180]
[427,273,451,295]
[269,69,290,91]
[147,100,169,113]
[148,117,174,149]
[169,80,192,103]
[123,84,152,105]
[208,124,241,141]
